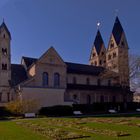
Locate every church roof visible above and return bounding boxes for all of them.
[0,22,11,39]
[11,64,28,86]
[66,62,104,75]
[21,56,104,76]
[112,16,124,45]
[22,56,37,68]
[93,30,104,55]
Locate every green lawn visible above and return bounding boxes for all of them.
[0,116,140,140]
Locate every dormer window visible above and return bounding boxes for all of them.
[2,64,7,70]
[2,48,7,55]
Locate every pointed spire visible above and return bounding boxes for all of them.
[0,20,11,39]
[93,29,104,55]
[112,16,124,45]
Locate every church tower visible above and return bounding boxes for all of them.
[0,21,11,102]
[106,17,129,87]
[89,30,106,67]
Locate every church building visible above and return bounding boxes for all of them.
[0,17,133,108]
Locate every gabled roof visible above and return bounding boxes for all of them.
[66,62,104,75]
[11,64,28,86]
[93,30,104,55]
[20,56,105,76]
[0,21,11,39]
[22,56,37,68]
[112,16,124,45]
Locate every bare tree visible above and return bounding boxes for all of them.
[129,54,140,91]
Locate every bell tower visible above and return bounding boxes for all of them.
[0,21,11,103]
[106,17,129,87]
[89,30,106,67]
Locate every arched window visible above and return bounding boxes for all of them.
[87,95,91,104]
[54,73,60,87]
[113,52,116,58]
[42,72,48,86]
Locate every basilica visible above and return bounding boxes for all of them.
[0,17,132,108]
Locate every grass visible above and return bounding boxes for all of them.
[0,116,140,140]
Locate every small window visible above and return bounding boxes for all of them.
[101,52,104,55]
[110,41,114,48]
[2,48,7,55]
[97,79,101,86]
[73,77,77,84]
[108,54,111,60]
[121,41,124,46]
[104,60,106,63]
[99,60,102,65]
[2,64,7,70]
[86,78,90,85]
[113,52,116,58]
[3,34,5,38]
[54,73,60,87]
[92,53,96,57]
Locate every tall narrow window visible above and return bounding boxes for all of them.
[2,64,7,70]
[42,72,48,86]
[97,79,101,86]
[87,95,91,104]
[73,77,77,84]
[0,92,2,102]
[86,78,90,85]
[7,93,10,102]
[54,73,60,87]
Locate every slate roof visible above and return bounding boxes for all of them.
[112,16,124,45]
[0,22,11,39]
[11,64,28,86]
[66,62,105,75]
[93,30,104,55]
[22,56,37,68]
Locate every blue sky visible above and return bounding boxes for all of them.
[0,0,140,64]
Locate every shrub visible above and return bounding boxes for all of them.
[6,99,39,115]
[39,105,73,116]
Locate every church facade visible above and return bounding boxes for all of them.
[0,17,132,108]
